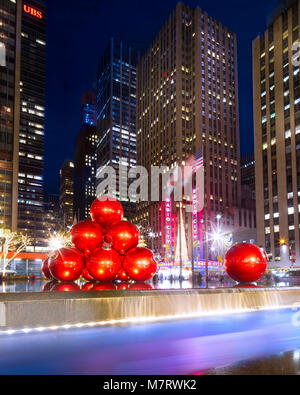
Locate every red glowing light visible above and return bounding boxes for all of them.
[23,4,43,19]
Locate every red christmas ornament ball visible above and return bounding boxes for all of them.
[123,247,157,282]
[42,258,53,280]
[115,268,130,281]
[86,248,122,282]
[81,267,95,282]
[224,243,267,283]
[49,248,85,282]
[90,196,123,229]
[51,282,81,292]
[70,220,104,254]
[105,221,139,254]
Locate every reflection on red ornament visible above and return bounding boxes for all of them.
[224,243,267,283]
[42,280,57,292]
[116,282,131,291]
[51,282,80,292]
[129,283,153,290]
[86,248,121,282]
[92,283,116,291]
[70,220,104,254]
[49,248,84,282]
[123,247,157,282]
[90,196,123,229]
[81,282,95,291]
[105,221,139,254]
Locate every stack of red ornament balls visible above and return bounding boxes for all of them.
[42,197,158,286]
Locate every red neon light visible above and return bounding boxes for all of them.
[23,4,43,19]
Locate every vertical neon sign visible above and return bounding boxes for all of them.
[192,188,198,264]
[165,198,172,263]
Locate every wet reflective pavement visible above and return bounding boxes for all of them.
[204,350,300,375]
[1,308,300,374]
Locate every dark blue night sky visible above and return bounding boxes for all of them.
[45,0,278,194]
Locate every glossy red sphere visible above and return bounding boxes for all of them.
[115,268,130,281]
[224,243,267,283]
[42,258,53,280]
[105,221,139,255]
[81,267,95,282]
[92,283,116,291]
[129,283,153,290]
[51,282,81,292]
[86,248,122,282]
[123,248,157,282]
[90,196,123,229]
[49,248,85,282]
[70,220,104,254]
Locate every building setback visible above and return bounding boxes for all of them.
[253,0,300,267]
[0,0,46,249]
[96,38,138,220]
[135,3,241,259]
[74,91,98,221]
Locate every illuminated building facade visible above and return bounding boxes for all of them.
[136,3,241,261]
[253,0,300,267]
[96,38,138,219]
[74,91,98,221]
[0,0,46,249]
[60,161,74,228]
[81,90,96,127]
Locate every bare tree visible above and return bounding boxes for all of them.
[0,233,32,278]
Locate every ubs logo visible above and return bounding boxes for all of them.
[23,4,43,19]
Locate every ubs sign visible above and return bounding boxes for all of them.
[23,4,43,19]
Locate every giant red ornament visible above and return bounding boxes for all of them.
[86,248,122,282]
[81,267,95,282]
[70,220,104,254]
[105,221,139,254]
[90,196,123,229]
[49,248,85,282]
[224,243,267,283]
[123,247,157,282]
[42,258,53,280]
[115,268,130,281]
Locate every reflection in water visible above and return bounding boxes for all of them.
[0,308,300,374]
[0,278,300,293]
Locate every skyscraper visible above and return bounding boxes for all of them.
[136,3,241,261]
[96,38,138,219]
[0,0,46,249]
[74,91,98,221]
[60,161,74,228]
[253,0,300,267]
